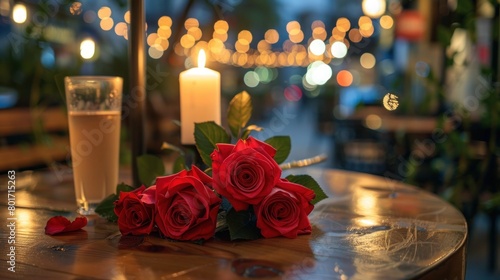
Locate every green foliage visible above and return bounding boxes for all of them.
[95,183,134,222]
[227,91,253,138]
[137,154,165,186]
[286,174,327,205]
[264,136,291,164]
[194,121,231,167]
[226,208,262,240]
[173,156,186,173]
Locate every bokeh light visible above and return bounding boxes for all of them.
[244,71,259,87]
[331,41,348,58]
[80,38,96,60]
[383,93,399,111]
[360,53,376,69]
[100,17,114,31]
[365,114,382,130]
[309,39,326,56]
[284,85,303,102]
[12,4,27,24]
[114,22,127,37]
[348,28,363,43]
[265,29,279,44]
[184,18,199,30]
[336,17,351,32]
[362,0,387,18]
[158,16,172,27]
[149,45,163,59]
[69,2,82,15]
[214,20,229,34]
[336,70,353,87]
[380,15,394,29]
[306,61,332,85]
[97,7,111,19]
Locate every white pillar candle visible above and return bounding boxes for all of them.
[180,50,221,144]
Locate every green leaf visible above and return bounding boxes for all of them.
[116,182,135,193]
[286,174,327,205]
[227,91,252,138]
[264,136,291,164]
[241,124,263,139]
[194,121,230,167]
[95,183,134,222]
[226,208,262,241]
[173,155,186,173]
[95,194,119,222]
[137,154,165,186]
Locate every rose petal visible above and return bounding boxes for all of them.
[45,216,88,235]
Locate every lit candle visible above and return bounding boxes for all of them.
[180,50,221,144]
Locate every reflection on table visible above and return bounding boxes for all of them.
[0,168,467,279]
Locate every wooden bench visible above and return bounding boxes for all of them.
[0,107,69,171]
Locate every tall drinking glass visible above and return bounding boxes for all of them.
[64,76,123,215]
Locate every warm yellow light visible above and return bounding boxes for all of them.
[214,20,229,34]
[97,7,111,19]
[380,15,394,29]
[383,93,399,111]
[264,29,279,44]
[238,30,253,45]
[198,49,206,68]
[12,3,27,24]
[312,27,327,40]
[100,17,114,31]
[158,16,172,27]
[158,26,172,39]
[180,34,195,48]
[114,22,127,36]
[365,114,382,130]
[147,33,159,46]
[124,11,130,23]
[80,38,96,60]
[349,28,362,43]
[332,27,346,41]
[360,53,376,69]
[362,0,386,18]
[184,18,199,30]
[336,17,351,33]
[286,21,301,33]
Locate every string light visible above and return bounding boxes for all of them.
[84,4,384,88]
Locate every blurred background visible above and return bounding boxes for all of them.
[0,0,499,278]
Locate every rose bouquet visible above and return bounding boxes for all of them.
[95,91,327,241]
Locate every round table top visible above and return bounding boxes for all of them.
[304,168,467,279]
[0,168,467,279]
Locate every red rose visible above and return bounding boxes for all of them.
[211,136,281,211]
[114,185,156,236]
[255,179,315,238]
[155,165,221,241]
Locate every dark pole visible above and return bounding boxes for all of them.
[130,0,146,186]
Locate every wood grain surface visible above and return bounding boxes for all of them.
[0,168,467,279]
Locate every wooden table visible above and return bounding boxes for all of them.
[0,168,467,279]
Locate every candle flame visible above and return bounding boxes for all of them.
[198,50,206,68]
